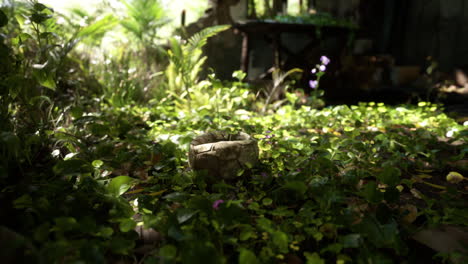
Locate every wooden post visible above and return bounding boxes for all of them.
[241,32,250,75]
[264,0,273,17]
[272,33,281,70]
[181,10,186,27]
[307,0,315,11]
[273,0,282,15]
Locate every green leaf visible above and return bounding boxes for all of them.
[39,32,55,40]
[239,248,259,264]
[383,186,400,203]
[108,237,135,255]
[377,166,401,186]
[357,216,398,248]
[13,194,33,209]
[304,252,325,264]
[272,231,289,253]
[76,14,117,40]
[0,132,21,157]
[283,181,307,196]
[92,160,104,168]
[239,228,254,241]
[70,106,84,118]
[0,10,8,28]
[340,234,361,248]
[262,198,273,206]
[11,32,32,45]
[34,223,50,241]
[97,226,114,238]
[33,68,56,90]
[168,225,185,241]
[320,243,342,254]
[232,70,246,81]
[33,3,49,12]
[365,253,394,264]
[54,217,78,232]
[256,217,274,233]
[29,95,52,107]
[107,176,135,197]
[18,32,33,41]
[360,181,384,204]
[177,208,197,224]
[53,159,90,175]
[169,37,183,60]
[187,25,230,54]
[160,244,177,260]
[163,192,189,202]
[30,13,52,24]
[119,218,136,232]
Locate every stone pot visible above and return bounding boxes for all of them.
[189,131,259,179]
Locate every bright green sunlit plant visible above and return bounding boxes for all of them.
[165,25,230,111]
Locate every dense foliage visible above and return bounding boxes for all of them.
[0,1,467,264]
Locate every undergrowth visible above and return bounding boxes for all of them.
[0,2,467,264]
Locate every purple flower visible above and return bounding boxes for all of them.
[261,172,268,178]
[265,135,272,139]
[309,80,318,89]
[320,56,330,65]
[319,65,326,72]
[212,200,224,210]
[311,68,317,74]
[265,130,271,134]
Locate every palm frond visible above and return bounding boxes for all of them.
[76,14,117,40]
[120,0,168,41]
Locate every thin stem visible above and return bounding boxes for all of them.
[33,22,43,60]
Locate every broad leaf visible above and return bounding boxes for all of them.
[378,166,401,186]
[33,68,56,90]
[119,218,136,232]
[107,176,135,197]
[239,248,259,264]
[177,208,197,224]
[76,14,117,40]
[272,231,289,253]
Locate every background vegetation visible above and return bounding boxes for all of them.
[0,1,467,264]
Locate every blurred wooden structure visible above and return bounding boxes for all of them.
[234,20,352,78]
[187,0,468,81]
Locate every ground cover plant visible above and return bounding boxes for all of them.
[1,1,467,264]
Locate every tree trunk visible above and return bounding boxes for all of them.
[248,0,257,19]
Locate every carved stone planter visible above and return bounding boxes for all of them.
[189,131,259,179]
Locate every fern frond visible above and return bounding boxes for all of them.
[187,25,231,54]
